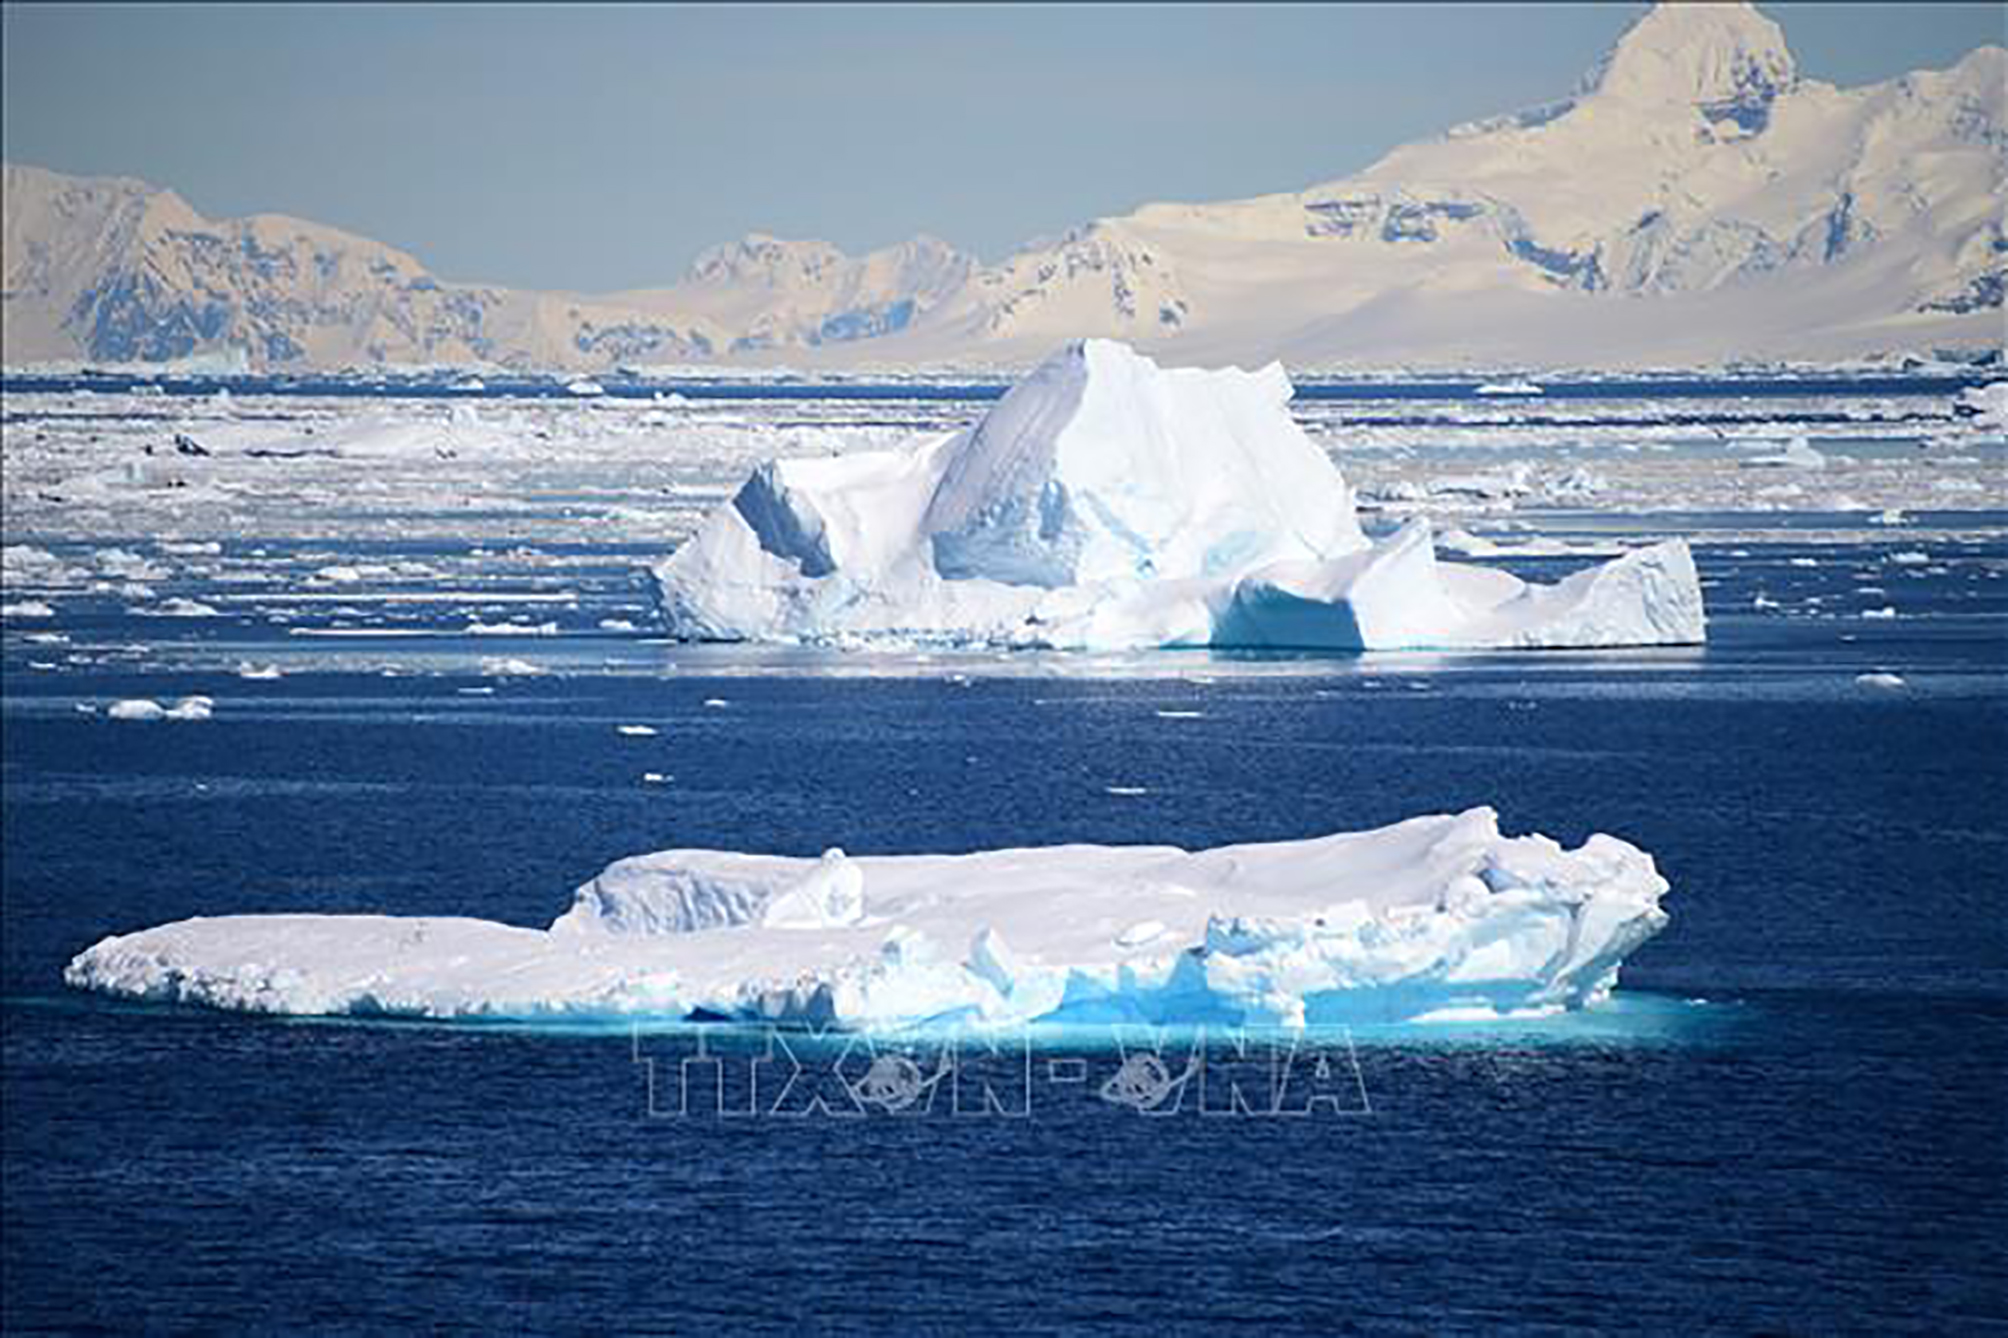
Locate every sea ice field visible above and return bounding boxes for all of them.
[3,363,2004,1330]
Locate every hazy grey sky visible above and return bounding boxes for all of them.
[3,4,2000,293]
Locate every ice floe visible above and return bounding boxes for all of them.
[137,597,222,618]
[1955,381,2008,431]
[479,656,547,677]
[106,695,213,721]
[1740,437,1828,470]
[65,807,1671,1029]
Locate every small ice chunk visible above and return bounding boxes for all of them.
[1740,438,1827,470]
[480,657,546,677]
[1854,672,1906,690]
[616,724,658,737]
[466,621,558,636]
[107,696,210,721]
[142,598,221,618]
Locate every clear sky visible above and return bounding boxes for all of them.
[3,3,2000,294]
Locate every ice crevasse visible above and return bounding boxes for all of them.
[65,808,1671,1029]
[651,339,1707,651]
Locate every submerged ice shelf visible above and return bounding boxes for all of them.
[651,339,1707,651]
[65,808,1670,1029]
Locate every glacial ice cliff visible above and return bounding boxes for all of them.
[651,340,1706,650]
[64,808,1671,1029]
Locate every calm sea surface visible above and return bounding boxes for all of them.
[3,386,2004,1330]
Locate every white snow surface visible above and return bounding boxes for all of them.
[64,807,1671,1029]
[652,340,1706,651]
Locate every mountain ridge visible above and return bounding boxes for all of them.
[4,2,2001,370]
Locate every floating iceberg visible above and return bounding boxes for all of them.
[651,340,1704,650]
[64,808,1670,1030]
[1954,381,2007,431]
[0,600,57,620]
[1740,437,1828,470]
[106,696,212,722]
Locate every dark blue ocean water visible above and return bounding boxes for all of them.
[4,531,2006,1331]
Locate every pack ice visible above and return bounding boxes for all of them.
[652,339,1705,650]
[65,808,1670,1029]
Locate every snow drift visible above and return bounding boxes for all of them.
[64,808,1671,1029]
[651,340,1705,650]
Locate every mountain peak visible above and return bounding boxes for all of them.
[1580,2,1795,115]
[683,233,844,286]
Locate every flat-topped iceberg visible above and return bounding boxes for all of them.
[65,808,1670,1030]
[651,339,1705,650]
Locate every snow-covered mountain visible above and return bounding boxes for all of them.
[0,162,723,368]
[611,233,975,354]
[4,2,2001,371]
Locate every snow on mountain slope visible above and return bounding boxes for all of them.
[901,4,2003,365]
[4,2,2000,370]
[611,233,974,353]
[650,339,1707,650]
[65,806,1674,1028]
[0,162,719,368]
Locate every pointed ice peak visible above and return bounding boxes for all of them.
[921,339,1362,589]
[1579,1,1795,112]
[893,233,962,260]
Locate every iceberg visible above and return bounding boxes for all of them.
[106,696,213,722]
[64,808,1670,1030]
[1954,381,2007,431]
[650,340,1704,651]
[1740,437,1828,470]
